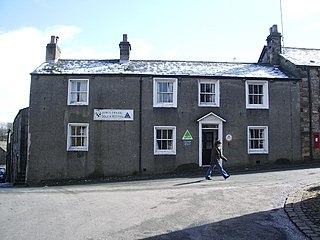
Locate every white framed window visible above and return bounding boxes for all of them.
[67,79,89,105]
[245,80,269,109]
[153,78,178,108]
[247,126,268,154]
[198,80,220,107]
[67,123,89,151]
[154,126,176,155]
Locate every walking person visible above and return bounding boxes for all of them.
[205,139,230,180]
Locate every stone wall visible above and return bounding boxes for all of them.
[296,67,320,160]
[272,51,320,160]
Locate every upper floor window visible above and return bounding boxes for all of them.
[67,123,89,151]
[247,126,268,154]
[198,80,220,107]
[68,79,89,105]
[245,80,269,109]
[154,126,176,155]
[153,78,178,108]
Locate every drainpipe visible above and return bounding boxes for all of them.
[307,68,314,161]
[139,77,142,173]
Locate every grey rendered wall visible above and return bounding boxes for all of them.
[139,76,301,173]
[140,77,201,174]
[89,76,140,176]
[222,79,301,166]
[28,75,141,183]
[28,74,301,183]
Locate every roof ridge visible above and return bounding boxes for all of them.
[58,59,264,65]
[283,46,320,51]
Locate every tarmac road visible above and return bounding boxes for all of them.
[1,167,319,240]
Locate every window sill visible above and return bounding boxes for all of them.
[154,151,176,155]
[248,150,268,154]
[67,148,88,152]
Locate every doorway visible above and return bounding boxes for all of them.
[197,112,226,166]
[202,125,219,165]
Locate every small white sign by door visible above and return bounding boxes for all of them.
[94,109,134,121]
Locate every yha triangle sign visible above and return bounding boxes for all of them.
[182,130,193,140]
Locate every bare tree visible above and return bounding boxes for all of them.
[0,122,12,141]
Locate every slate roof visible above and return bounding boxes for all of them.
[281,47,320,66]
[33,59,291,79]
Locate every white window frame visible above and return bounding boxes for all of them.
[245,80,269,109]
[67,79,89,105]
[67,123,89,151]
[154,126,176,155]
[247,126,268,154]
[153,78,178,108]
[198,79,220,107]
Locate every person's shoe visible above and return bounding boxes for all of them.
[224,175,230,180]
[205,177,212,180]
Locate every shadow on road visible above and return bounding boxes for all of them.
[140,207,306,240]
[172,180,205,186]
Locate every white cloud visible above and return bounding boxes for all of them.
[0,26,82,122]
[303,23,320,31]
[44,25,82,44]
[63,44,117,60]
[163,46,180,60]
[282,0,320,17]
[130,38,153,60]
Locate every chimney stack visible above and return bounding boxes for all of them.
[119,34,131,63]
[46,36,61,63]
[266,24,282,65]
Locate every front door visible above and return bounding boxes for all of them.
[202,127,218,165]
[197,112,226,166]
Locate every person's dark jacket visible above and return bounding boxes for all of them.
[210,146,227,164]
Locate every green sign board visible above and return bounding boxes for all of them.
[182,130,193,140]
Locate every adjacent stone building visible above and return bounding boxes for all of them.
[0,147,6,166]
[259,24,320,160]
[6,107,28,184]
[20,32,302,184]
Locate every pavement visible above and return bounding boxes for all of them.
[285,183,320,240]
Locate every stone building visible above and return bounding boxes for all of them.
[6,108,28,184]
[259,24,320,160]
[0,147,6,165]
[20,32,301,184]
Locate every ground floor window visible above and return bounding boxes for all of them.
[154,126,176,155]
[67,123,89,151]
[248,126,268,154]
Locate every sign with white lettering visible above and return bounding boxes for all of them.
[94,109,134,121]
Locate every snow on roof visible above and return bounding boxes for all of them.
[33,59,290,79]
[281,47,320,66]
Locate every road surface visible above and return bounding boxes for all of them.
[1,167,319,239]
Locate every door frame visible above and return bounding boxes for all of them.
[197,112,226,166]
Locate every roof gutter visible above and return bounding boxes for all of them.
[30,72,301,82]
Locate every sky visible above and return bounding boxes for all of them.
[0,0,320,123]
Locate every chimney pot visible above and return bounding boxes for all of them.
[264,24,282,65]
[46,36,61,62]
[123,34,127,42]
[50,36,56,44]
[270,24,278,34]
[119,34,131,62]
